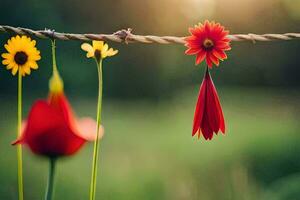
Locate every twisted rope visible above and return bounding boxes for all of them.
[0,25,299,44]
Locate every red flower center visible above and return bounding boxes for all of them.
[202,38,214,50]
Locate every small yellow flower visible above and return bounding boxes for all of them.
[81,40,118,60]
[1,35,41,76]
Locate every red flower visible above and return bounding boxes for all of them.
[185,20,231,68]
[192,68,225,140]
[13,73,103,157]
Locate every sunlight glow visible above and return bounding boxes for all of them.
[181,0,216,20]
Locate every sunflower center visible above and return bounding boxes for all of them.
[14,51,28,65]
[202,38,214,50]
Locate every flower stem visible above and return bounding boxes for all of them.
[89,59,103,200]
[45,158,56,200]
[17,71,24,200]
[51,40,58,73]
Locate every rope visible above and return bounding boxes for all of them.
[0,25,299,44]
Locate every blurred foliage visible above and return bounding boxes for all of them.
[1,88,300,199]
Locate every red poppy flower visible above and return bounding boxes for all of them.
[13,73,103,157]
[185,20,231,68]
[192,68,225,140]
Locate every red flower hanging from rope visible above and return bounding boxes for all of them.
[185,20,231,67]
[192,69,225,140]
[185,21,230,140]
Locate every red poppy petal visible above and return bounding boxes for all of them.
[12,120,27,145]
[27,126,85,156]
[20,94,89,157]
[12,139,21,145]
[76,117,104,141]
[50,93,97,141]
[50,94,77,129]
[25,100,65,137]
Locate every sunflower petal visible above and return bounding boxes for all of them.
[12,67,18,75]
[106,48,118,57]
[81,43,94,54]
[2,53,12,59]
[92,41,104,51]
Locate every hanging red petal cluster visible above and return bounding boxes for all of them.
[192,69,225,140]
[185,20,230,140]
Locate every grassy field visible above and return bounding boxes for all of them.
[0,87,299,200]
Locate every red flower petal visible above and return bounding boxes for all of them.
[215,41,231,49]
[207,52,220,66]
[15,92,98,157]
[201,112,213,140]
[212,49,227,60]
[204,20,211,34]
[206,55,213,68]
[189,27,205,38]
[21,99,85,156]
[76,117,104,141]
[211,83,226,133]
[192,69,225,140]
[195,50,206,65]
[205,72,220,133]
[185,48,200,55]
[192,78,206,136]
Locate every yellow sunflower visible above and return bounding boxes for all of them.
[2,35,41,76]
[81,40,118,60]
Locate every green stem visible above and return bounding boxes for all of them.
[89,59,103,200]
[51,40,58,73]
[17,71,24,200]
[45,158,56,200]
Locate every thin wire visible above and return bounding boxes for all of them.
[0,25,299,44]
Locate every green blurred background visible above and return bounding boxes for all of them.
[0,0,300,199]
